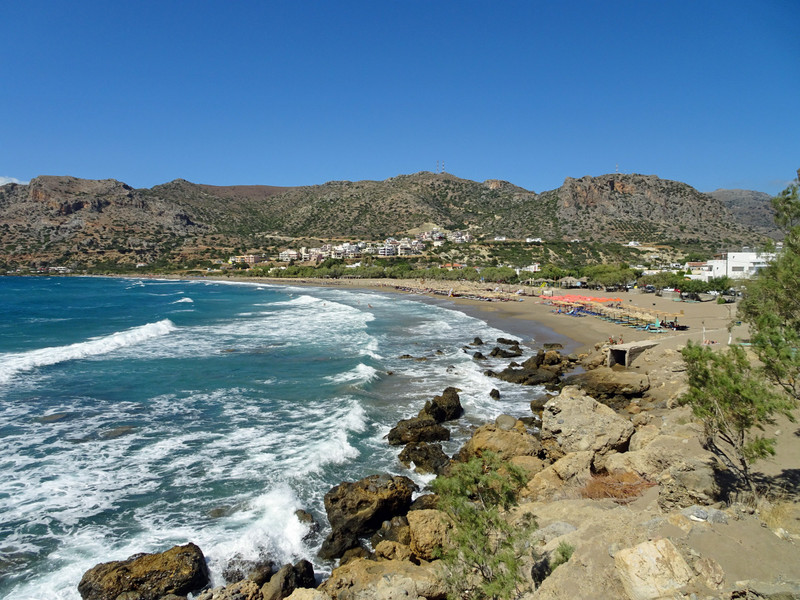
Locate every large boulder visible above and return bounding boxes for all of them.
[418,387,463,422]
[456,419,542,462]
[319,558,446,600]
[540,386,634,467]
[563,367,650,406]
[398,441,450,474]
[521,451,593,501]
[319,474,417,560]
[387,416,450,446]
[614,539,693,600]
[489,345,523,358]
[407,509,452,561]
[78,543,210,600]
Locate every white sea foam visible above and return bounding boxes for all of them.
[325,363,381,385]
[0,320,177,384]
[172,297,193,303]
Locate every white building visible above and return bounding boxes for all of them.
[703,251,776,280]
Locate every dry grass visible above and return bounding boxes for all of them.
[761,500,800,535]
[578,471,656,504]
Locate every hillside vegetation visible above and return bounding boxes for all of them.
[0,172,778,270]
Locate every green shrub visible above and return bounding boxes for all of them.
[431,452,537,600]
[548,541,575,572]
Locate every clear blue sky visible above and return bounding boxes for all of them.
[2,1,798,194]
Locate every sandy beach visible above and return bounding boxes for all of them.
[225,276,747,356]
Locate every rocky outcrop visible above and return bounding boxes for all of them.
[522,451,593,501]
[261,560,316,600]
[456,418,543,462]
[485,366,560,386]
[319,474,417,559]
[387,416,450,446]
[198,580,263,600]
[604,429,721,510]
[78,543,210,600]
[222,553,274,585]
[407,510,451,561]
[614,539,693,600]
[563,366,650,407]
[540,386,634,467]
[398,441,450,474]
[319,558,446,600]
[418,387,463,422]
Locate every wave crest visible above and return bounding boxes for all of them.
[0,319,177,384]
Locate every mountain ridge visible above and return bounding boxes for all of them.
[0,172,779,268]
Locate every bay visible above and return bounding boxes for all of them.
[0,276,545,598]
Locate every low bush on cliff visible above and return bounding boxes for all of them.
[431,452,537,600]
[578,471,655,503]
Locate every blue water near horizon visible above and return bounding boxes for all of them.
[0,276,547,599]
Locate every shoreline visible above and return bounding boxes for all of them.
[149,274,745,356]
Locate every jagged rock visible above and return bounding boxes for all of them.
[418,387,463,422]
[542,350,563,365]
[603,434,721,510]
[486,366,560,386]
[497,337,520,346]
[295,509,320,540]
[694,556,725,590]
[489,345,523,358]
[614,539,693,600]
[543,343,563,350]
[456,420,542,462]
[78,543,210,600]
[540,386,634,468]
[489,388,501,400]
[521,451,593,500]
[261,560,316,600]
[285,589,332,600]
[198,580,262,600]
[387,416,450,446]
[409,494,439,511]
[472,337,484,345]
[374,540,413,561]
[339,547,370,565]
[509,455,546,479]
[319,474,417,560]
[398,441,450,474]
[407,509,452,561]
[370,516,411,547]
[563,366,650,405]
[522,350,545,370]
[319,558,446,600]
[530,395,550,412]
[222,553,274,585]
[473,351,487,360]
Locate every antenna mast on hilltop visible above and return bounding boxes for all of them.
[436,160,446,174]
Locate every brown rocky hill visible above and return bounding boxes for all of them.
[707,188,779,235]
[0,172,771,268]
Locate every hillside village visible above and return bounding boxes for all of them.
[220,223,781,289]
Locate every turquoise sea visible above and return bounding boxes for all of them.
[0,276,547,598]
